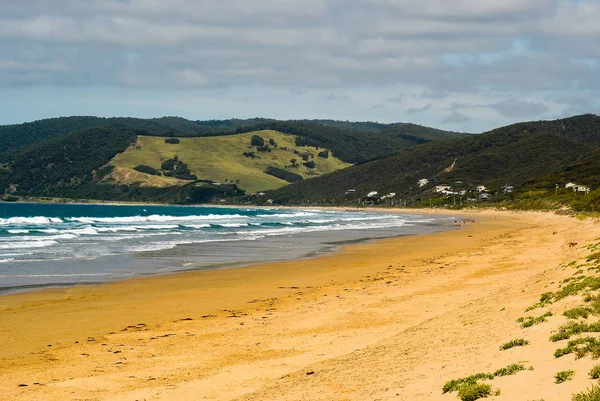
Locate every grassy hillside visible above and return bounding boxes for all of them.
[265,114,600,205]
[108,130,351,193]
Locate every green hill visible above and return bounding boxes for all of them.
[107,130,350,193]
[265,114,600,205]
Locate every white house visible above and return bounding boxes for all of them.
[476,185,487,192]
[434,185,452,193]
[479,193,492,201]
[418,179,429,188]
[367,191,378,198]
[566,183,591,193]
[345,189,356,194]
[503,185,514,194]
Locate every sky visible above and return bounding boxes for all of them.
[0,0,599,133]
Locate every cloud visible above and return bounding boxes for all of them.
[489,99,550,118]
[442,112,471,124]
[0,0,599,132]
[372,104,385,109]
[324,94,350,101]
[386,94,404,103]
[406,104,432,114]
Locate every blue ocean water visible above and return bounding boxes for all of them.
[0,203,455,292]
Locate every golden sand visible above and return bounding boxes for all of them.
[1,210,598,400]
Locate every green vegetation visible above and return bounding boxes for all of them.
[442,364,526,395]
[109,131,349,193]
[573,385,600,401]
[133,165,161,176]
[517,312,553,328]
[499,338,530,350]
[554,336,600,359]
[266,114,600,206]
[589,365,600,379]
[554,370,575,383]
[525,292,554,311]
[457,382,492,401]
[564,307,594,319]
[550,321,600,342]
[264,167,303,183]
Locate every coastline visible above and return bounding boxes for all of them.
[1,210,598,400]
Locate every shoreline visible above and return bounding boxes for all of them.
[0,204,461,296]
[3,209,597,400]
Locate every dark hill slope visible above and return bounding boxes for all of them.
[0,117,462,164]
[267,114,600,205]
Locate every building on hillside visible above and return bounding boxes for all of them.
[479,193,492,201]
[434,185,452,193]
[367,191,378,198]
[566,183,591,193]
[502,185,514,194]
[418,179,429,188]
[476,185,487,192]
[345,189,356,194]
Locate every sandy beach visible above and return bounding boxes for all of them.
[1,209,600,400]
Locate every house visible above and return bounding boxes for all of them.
[367,191,378,198]
[455,181,464,185]
[476,185,487,192]
[502,185,514,194]
[418,179,429,188]
[566,183,591,193]
[478,193,492,201]
[345,189,356,194]
[434,185,452,193]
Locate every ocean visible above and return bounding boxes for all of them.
[0,203,456,293]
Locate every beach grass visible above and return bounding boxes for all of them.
[499,338,530,350]
[573,385,600,401]
[517,312,553,328]
[554,370,574,384]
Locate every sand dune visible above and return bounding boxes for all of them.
[1,210,599,400]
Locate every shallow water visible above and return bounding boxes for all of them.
[0,203,458,293]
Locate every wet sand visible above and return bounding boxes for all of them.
[1,210,599,400]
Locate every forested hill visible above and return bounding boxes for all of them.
[265,114,600,205]
[0,116,464,164]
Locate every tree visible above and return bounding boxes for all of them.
[251,135,265,146]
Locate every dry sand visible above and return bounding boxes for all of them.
[1,210,599,400]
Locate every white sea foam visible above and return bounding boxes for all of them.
[217,223,249,228]
[0,240,57,249]
[183,224,211,229]
[7,229,29,234]
[67,214,245,224]
[0,258,15,263]
[0,216,63,225]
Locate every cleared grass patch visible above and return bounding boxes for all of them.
[499,338,530,351]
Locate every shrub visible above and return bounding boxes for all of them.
[457,383,492,401]
[256,145,271,153]
[500,338,530,351]
[303,161,316,169]
[564,307,593,319]
[134,165,161,176]
[517,311,553,328]
[573,384,600,401]
[250,135,264,147]
[493,364,525,377]
[589,365,600,379]
[318,150,329,158]
[264,167,303,183]
[268,138,277,147]
[165,138,180,144]
[554,370,574,384]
